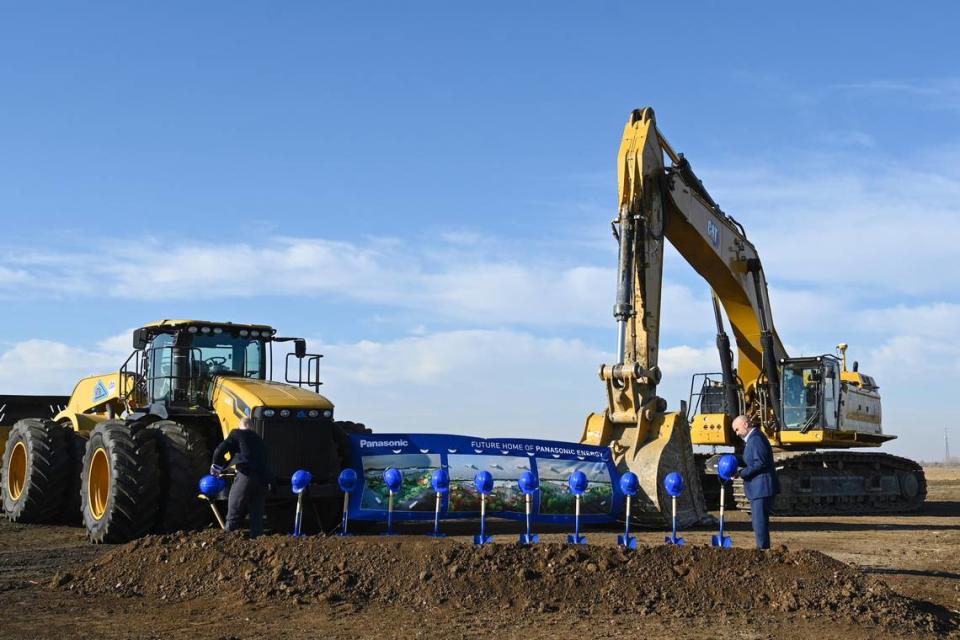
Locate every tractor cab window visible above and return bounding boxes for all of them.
[781,363,821,430]
[148,333,174,402]
[191,334,265,381]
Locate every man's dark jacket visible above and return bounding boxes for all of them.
[212,428,272,484]
[740,429,781,500]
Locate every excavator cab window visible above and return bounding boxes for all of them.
[780,357,842,431]
[822,361,839,429]
[781,361,822,431]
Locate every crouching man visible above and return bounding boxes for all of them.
[211,417,272,537]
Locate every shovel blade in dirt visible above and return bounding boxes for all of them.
[664,534,685,545]
[711,534,733,548]
[618,534,637,549]
[519,533,539,544]
[473,534,493,545]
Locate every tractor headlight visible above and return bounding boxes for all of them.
[263,408,276,417]
[239,329,249,337]
[322,409,333,418]
[251,330,260,337]
[188,326,199,333]
[201,326,211,334]
[280,409,290,417]
[213,327,223,334]
[308,409,319,418]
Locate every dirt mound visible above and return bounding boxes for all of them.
[58,530,948,634]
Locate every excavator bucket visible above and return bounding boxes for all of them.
[628,411,708,527]
[584,409,709,528]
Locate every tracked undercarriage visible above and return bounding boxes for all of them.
[731,451,926,515]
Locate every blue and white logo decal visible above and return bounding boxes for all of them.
[707,219,720,249]
[92,380,109,402]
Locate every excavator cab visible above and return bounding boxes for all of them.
[779,356,841,432]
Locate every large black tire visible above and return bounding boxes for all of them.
[81,420,160,543]
[61,425,88,525]
[1,419,72,522]
[146,420,211,532]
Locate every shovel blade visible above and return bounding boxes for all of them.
[711,534,733,548]
[617,534,638,549]
[519,533,539,545]
[566,534,588,545]
[473,534,494,545]
[664,535,685,546]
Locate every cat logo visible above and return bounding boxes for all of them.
[707,219,720,249]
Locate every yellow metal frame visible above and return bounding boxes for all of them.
[87,447,110,521]
[690,413,734,446]
[7,441,27,500]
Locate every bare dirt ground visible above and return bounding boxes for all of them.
[0,466,957,640]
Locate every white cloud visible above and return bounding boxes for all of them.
[0,237,618,328]
[703,153,960,297]
[832,78,960,111]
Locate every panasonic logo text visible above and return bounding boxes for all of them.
[360,439,410,449]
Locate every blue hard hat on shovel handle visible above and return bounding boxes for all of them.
[518,471,539,545]
[663,471,685,546]
[618,471,640,549]
[473,470,494,545]
[713,455,737,548]
[427,468,450,538]
[199,474,225,498]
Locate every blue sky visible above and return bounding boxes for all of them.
[1,3,958,461]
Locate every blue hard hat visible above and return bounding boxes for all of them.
[717,454,739,482]
[619,471,640,497]
[338,468,358,493]
[664,471,685,497]
[383,467,403,492]
[568,470,588,495]
[431,468,450,493]
[474,470,494,494]
[198,474,225,497]
[291,469,313,494]
[518,470,538,495]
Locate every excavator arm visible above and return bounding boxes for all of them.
[580,108,709,526]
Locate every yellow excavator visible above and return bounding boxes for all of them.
[1,320,366,542]
[581,108,925,521]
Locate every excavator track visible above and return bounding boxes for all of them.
[732,451,927,515]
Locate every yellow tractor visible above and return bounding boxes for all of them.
[1,320,366,542]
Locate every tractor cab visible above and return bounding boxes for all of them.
[122,320,315,412]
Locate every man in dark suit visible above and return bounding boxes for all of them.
[732,415,780,549]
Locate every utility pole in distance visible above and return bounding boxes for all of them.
[947,427,952,464]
